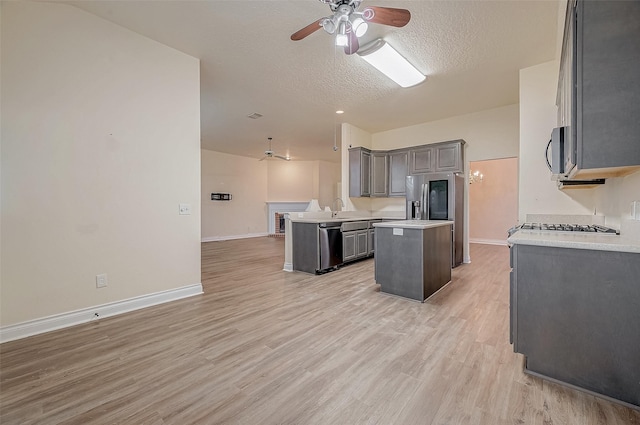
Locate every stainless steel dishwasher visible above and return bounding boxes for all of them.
[318,223,343,272]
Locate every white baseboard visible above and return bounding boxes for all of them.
[202,233,268,242]
[283,262,293,272]
[470,238,508,246]
[0,283,203,344]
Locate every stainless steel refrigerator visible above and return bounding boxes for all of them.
[406,173,464,267]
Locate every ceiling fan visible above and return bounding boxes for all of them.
[260,138,290,161]
[291,0,411,55]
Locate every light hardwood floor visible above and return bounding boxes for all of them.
[1,238,639,424]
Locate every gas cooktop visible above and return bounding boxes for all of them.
[520,223,619,234]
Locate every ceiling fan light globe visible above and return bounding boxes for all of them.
[335,33,348,47]
[352,18,368,37]
[321,17,337,34]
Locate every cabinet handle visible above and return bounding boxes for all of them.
[545,138,553,172]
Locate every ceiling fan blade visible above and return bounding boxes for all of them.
[274,154,290,161]
[259,156,267,161]
[344,29,359,55]
[362,6,411,27]
[291,18,325,41]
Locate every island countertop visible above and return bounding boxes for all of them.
[373,220,454,230]
[288,216,400,224]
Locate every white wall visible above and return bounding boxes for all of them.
[594,170,640,237]
[267,160,340,209]
[469,158,518,244]
[340,123,373,212]
[1,2,201,326]
[201,150,268,240]
[318,161,341,210]
[518,61,595,222]
[200,152,341,240]
[372,104,519,162]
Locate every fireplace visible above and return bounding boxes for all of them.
[274,213,286,236]
[266,202,310,236]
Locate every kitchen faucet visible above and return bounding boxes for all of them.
[332,198,345,217]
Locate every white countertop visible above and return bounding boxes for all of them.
[373,220,454,230]
[507,230,640,254]
[288,216,396,224]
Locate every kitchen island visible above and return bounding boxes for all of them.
[373,220,453,302]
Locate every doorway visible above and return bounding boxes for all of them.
[468,157,518,245]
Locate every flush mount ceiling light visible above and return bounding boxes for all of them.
[357,39,426,88]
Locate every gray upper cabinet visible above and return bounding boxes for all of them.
[409,146,434,174]
[389,150,409,196]
[562,0,640,179]
[409,140,465,175]
[349,147,371,197]
[371,152,389,197]
[434,140,463,172]
[349,140,465,198]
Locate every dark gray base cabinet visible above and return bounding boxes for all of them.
[343,230,369,263]
[510,244,640,408]
[375,224,452,302]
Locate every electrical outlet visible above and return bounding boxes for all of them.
[179,203,191,215]
[96,273,108,288]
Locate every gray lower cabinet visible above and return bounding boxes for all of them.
[368,228,375,255]
[342,232,357,262]
[356,230,368,257]
[292,222,319,274]
[389,150,408,196]
[375,223,452,302]
[343,229,369,262]
[510,243,640,408]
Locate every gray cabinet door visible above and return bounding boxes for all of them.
[292,222,319,273]
[389,150,408,196]
[435,142,462,172]
[356,230,369,257]
[409,147,434,174]
[348,147,371,197]
[575,0,640,172]
[343,232,357,262]
[371,152,389,197]
[368,228,375,255]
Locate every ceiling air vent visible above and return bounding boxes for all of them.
[247,113,263,119]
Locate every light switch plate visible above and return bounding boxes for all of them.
[393,228,404,236]
[96,273,108,288]
[179,203,191,215]
[632,201,640,220]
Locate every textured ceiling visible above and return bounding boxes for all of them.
[65,0,561,162]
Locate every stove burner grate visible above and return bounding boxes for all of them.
[520,223,618,234]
